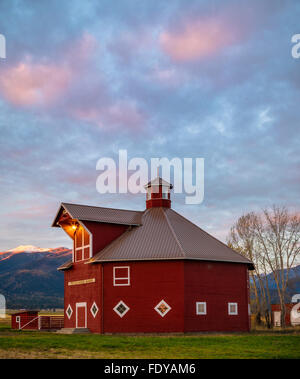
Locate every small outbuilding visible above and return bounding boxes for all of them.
[11,310,39,330]
[272,303,300,327]
[11,310,64,330]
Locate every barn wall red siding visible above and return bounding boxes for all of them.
[184,261,250,332]
[62,259,251,333]
[102,261,185,333]
[64,262,102,333]
[81,221,127,257]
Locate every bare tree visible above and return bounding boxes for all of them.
[253,206,300,328]
[228,212,265,326]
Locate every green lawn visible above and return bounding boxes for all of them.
[0,321,299,359]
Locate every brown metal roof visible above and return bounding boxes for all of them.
[90,207,254,269]
[57,260,73,271]
[52,202,144,227]
[11,310,39,315]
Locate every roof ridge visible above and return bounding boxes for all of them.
[62,202,144,214]
[168,209,253,264]
[162,208,186,258]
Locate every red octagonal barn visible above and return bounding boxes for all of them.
[52,177,254,333]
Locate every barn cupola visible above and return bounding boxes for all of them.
[144,176,173,209]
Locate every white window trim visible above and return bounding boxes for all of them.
[74,222,92,262]
[66,304,73,320]
[154,300,171,318]
[76,302,87,328]
[228,302,238,315]
[90,301,99,318]
[75,244,90,251]
[196,302,207,315]
[113,266,130,286]
[113,300,130,318]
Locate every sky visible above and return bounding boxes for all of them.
[0,0,299,250]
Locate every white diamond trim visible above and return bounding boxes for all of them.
[113,300,130,318]
[90,301,99,318]
[66,304,73,319]
[154,299,171,317]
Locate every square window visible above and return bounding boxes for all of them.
[196,302,207,315]
[228,302,238,315]
[113,266,130,286]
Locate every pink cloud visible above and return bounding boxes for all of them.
[0,32,97,108]
[159,16,239,62]
[0,61,71,107]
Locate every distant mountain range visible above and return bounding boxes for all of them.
[252,264,300,304]
[0,245,71,309]
[0,245,299,309]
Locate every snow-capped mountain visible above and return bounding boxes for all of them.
[0,245,71,262]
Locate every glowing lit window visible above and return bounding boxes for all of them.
[113,266,130,286]
[74,225,90,262]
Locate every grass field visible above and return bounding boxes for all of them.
[1,316,300,359]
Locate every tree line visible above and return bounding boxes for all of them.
[228,206,300,328]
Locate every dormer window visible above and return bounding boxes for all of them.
[74,225,90,262]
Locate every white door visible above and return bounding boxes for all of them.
[274,311,281,327]
[76,302,87,328]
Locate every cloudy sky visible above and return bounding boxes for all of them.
[0,0,299,250]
